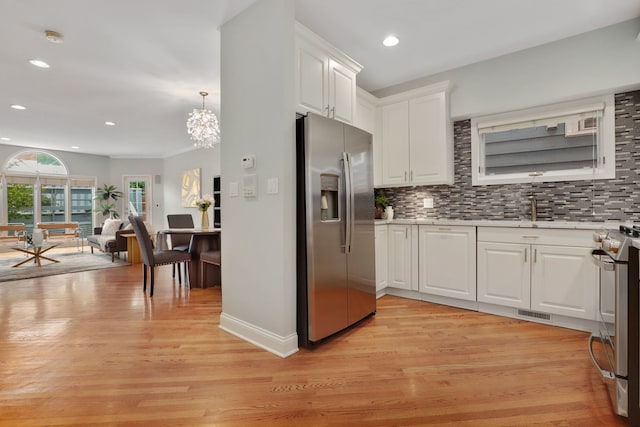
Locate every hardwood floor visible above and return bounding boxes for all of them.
[0,264,628,426]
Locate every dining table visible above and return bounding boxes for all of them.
[156,228,221,288]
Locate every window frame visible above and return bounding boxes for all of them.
[471,94,615,186]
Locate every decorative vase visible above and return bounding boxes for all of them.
[201,210,210,230]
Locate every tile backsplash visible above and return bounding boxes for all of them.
[382,90,640,222]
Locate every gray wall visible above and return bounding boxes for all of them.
[383,90,640,223]
[161,145,220,229]
[374,18,640,121]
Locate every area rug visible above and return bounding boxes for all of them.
[0,251,128,282]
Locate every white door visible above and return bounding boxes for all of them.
[123,175,152,223]
[296,41,328,117]
[409,92,448,185]
[375,224,388,293]
[328,59,356,124]
[477,242,531,309]
[418,226,476,301]
[387,224,412,290]
[530,245,598,320]
[381,101,409,186]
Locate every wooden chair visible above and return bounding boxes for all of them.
[128,215,192,297]
[166,214,194,281]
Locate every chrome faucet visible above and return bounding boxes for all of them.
[528,195,537,222]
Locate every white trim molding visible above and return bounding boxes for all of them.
[219,312,299,358]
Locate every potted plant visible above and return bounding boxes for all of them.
[374,189,389,219]
[94,184,124,219]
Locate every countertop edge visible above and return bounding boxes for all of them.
[375,219,619,230]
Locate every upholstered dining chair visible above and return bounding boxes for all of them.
[128,215,192,297]
[166,214,194,281]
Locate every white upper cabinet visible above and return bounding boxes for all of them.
[295,23,362,124]
[379,81,453,187]
[381,101,410,185]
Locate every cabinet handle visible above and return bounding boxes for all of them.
[325,105,330,117]
[330,106,335,118]
[404,171,407,182]
[533,248,537,263]
[405,228,408,239]
[438,227,451,231]
[522,235,539,239]
[524,248,527,262]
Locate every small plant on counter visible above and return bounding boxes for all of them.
[374,189,389,219]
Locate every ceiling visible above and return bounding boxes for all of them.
[1,0,639,159]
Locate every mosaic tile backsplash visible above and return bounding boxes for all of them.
[381,90,640,222]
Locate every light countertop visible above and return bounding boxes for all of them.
[375,218,619,230]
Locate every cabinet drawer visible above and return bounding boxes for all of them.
[477,227,595,247]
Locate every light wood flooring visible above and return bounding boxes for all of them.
[0,263,629,426]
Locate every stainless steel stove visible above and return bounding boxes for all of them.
[590,225,634,418]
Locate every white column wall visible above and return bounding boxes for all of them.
[219,0,298,357]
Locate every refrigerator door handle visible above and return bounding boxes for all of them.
[343,152,353,253]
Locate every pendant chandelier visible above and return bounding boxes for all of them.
[186,91,220,148]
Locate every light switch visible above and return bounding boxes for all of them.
[267,178,279,194]
[229,182,239,197]
[423,198,434,209]
[243,174,257,198]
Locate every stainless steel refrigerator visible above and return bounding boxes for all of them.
[296,112,376,347]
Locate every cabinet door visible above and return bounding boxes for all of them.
[387,224,413,290]
[381,101,409,186]
[418,226,476,301]
[530,245,598,320]
[296,41,329,117]
[328,59,356,124]
[477,242,531,309]
[375,224,388,293]
[409,92,453,185]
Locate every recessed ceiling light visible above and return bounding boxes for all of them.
[105,121,116,126]
[1,137,10,141]
[10,104,26,110]
[383,35,399,47]
[29,59,50,68]
[71,145,79,149]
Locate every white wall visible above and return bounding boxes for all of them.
[373,18,640,120]
[161,147,220,229]
[219,0,298,357]
[109,158,164,225]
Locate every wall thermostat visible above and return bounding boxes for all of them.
[241,155,256,169]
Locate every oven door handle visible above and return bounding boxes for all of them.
[591,249,616,271]
[588,334,616,380]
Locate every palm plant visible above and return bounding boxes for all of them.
[94,184,123,219]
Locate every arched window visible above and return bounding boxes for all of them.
[1,150,95,235]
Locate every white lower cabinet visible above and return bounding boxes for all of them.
[477,242,530,309]
[387,224,417,291]
[374,223,388,293]
[477,228,598,321]
[531,245,598,320]
[418,225,476,301]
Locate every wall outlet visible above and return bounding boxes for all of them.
[423,198,434,209]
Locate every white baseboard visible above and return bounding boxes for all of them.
[219,312,299,358]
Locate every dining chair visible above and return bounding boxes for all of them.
[128,215,192,297]
[166,214,194,281]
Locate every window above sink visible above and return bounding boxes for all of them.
[471,94,615,186]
